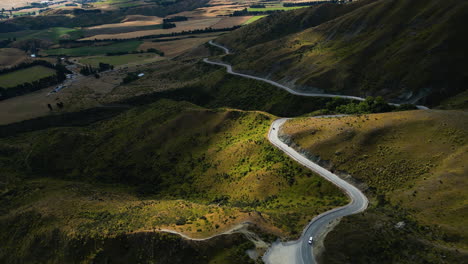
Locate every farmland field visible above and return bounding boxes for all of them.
[80,16,250,40]
[243,15,267,25]
[248,5,310,12]
[43,41,143,56]
[139,34,221,57]
[0,66,56,88]
[0,27,83,43]
[0,48,30,69]
[78,53,164,67]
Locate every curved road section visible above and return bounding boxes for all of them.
[269,119,368,264]
[204,41,429,110]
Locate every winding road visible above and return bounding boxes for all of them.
[268,119,368,264]
[202,40,392,264]
[204,41,429,110]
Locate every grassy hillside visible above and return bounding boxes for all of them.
[0,99,346,263]
[281,110,468,262]
[218,0,468,106]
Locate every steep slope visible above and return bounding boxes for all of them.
[281,110,468,263]
[218,0,468,106]
[0,99,346,263]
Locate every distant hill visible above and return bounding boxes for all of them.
[218,0,468,107]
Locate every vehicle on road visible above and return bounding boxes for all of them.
[308,236,314,245]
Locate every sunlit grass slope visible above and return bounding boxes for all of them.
[0,99,346,263]
[282,110,468,262]
[218,0,468,106]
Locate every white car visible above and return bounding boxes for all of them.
[308,236,314,245]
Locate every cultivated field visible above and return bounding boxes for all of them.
[78,53,164,67]
[0,0,31,9]
[139,33,222,57]
[0,48,30,69]
[81,16,252,40]
[44,41,143,56]
[0,66,56,88]
[243,15,267,25]
[0,27,83,43]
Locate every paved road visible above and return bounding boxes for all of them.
[268,118,369,264]
[204,41,429,110]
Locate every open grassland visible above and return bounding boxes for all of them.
[243,15,267,25]
[78,53,164,67]
[0,99,346,262]
[0,66,56,88]
[281,110,468,261]
[43,40,142,56]
[0,0,31,9]
[0,48,29,69]
[0,27,83,43]
[139,34,221,57]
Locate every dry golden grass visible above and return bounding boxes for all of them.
[0,48,30,69]
[139,34,222,57]
[86,16,163,30]
[81,18,223,40]
[282,110,468,248]
[212,16,253,28]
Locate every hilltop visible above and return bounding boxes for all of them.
[218,0,468,106]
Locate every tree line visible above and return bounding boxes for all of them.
[283,0,351,7]
[0,61,71,101]
[231,8,284,16]
[58,26,241,44]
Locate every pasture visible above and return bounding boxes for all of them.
[81,16,250,40]
[243,15,267,25]
[0,27,83,43]
[0,48,30,69]
[139,34,221,57]
[248,4,310,12]
[0,66,56,88]
[78,53,164,67]
[43,41,143,56]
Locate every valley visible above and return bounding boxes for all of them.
[0,0,467,263]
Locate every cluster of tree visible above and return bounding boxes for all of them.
[0,60,71,101]
[163,16,187,23]
[249,4,266,8]
[73,9,102,15]
[0,60,56,75]
[47,102,65,111]
[326,96,416,114]
[146,48,165,56]
[12,12,37,18]
[151,36,195,42]
[161,22,176,29]
[122,72,140,84]
[80,63,114,76]
[105,48,164,57]
[0,38,13,48]
[11,3,47,11]
[231,8,284,16]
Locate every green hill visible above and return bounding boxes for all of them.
[218,0,468,107]
[0,99,346,263]
[281,110,468,263]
